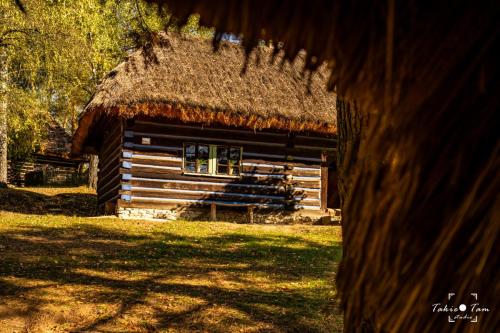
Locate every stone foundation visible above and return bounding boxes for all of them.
[117,205,341,224]
[117,207,178,220]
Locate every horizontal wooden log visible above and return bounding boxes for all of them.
[242,151,321,163]
[121,171,320,189]
[124,135,324,158]
[241,163,320,176]
[240,172,286,179]
[121,189,290,204]
[121,181,320,199]
[122,149,181,159]
[119,196,320,210]
[122,177,318,191]
[122,151,183,162]
[130,123,290,145]
[295,134,337,145]
[123,141,182,153]
[125,131,285,149]
[121,168,313,185]
[242,164,286,174]
[122,166,182,176]
[122,161,183,172]
[118,199,284,210]
[132,121,337,149]
[132,120,290,136]
[122,142,324,166]
[291,168,321,177]
[124,179,284,192]
[122,187,319,202]
[122,177,281,188]
[292,175,321,181]
[242,158,320,168]
[122,157,182,168]
[133,120,288,134]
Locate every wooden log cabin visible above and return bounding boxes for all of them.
[71,33,338,221]
[9,120,87,186]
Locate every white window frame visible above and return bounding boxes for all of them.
[183,143,243,178]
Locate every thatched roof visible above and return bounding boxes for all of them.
[72,33,336,155]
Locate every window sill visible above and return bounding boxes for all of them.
[182,172,241,179]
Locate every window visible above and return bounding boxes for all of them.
[183,143,242,176]
[184,143,209,174]
[216,146,241,175]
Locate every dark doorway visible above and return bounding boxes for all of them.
[327,157,340,209]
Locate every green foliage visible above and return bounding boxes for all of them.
[1,0,212,160]
[179,14,214,38]
[6,87,47,159]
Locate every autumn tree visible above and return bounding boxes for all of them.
[0,0,210,187]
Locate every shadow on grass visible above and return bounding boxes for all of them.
[0,223,342,332]
[0,187,96,217]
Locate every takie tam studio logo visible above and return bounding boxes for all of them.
[432,293,490,323]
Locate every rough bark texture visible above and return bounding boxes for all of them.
[88,154,98,189]
[337,20,499,333]
[336,98,366,207]
[0,52,8,187]
[0,105,6,187]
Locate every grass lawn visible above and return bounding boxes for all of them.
[0,187,342,332]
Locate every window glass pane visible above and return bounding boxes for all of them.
[199,162,208,174]
[231,166,240,175]
[185,162,196,173]
[217,165,228,174]
[185,144,196,162]
[197,145,209,173]
[228,147,241,175]
[217,146,228,164]
[198,145,209,159]
[229,147,240,162]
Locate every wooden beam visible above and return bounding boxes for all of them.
[247,206,255,223]
[320,151,328,211]
[134,120,290,137]
[126,130,287,148]
[210,203,217,221]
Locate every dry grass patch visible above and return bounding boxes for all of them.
[0,188,342,332]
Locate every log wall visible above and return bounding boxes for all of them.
[114,120,336,212]
[97,121,123,211]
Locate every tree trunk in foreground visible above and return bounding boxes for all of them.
[338,26,498,333]
[336,98,366,208]
[88,154,98,189]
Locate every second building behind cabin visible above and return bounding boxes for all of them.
[71,33,338,221]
